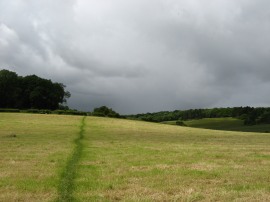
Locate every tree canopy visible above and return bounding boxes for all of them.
[92,106,120,118]
[127,106,270,126]
[0,69,70,110]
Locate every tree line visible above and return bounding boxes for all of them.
[127,107,270,125]
[0,69,70,110]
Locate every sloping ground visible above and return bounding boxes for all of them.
[164,117,270,133]
[76,117,270,201]
[1,114,270,201]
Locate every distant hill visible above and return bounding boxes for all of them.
[163,117,270,133]
[126,106,270,127]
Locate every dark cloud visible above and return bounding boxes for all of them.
[1,0,270,114]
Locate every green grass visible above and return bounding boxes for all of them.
[164,117,270,133]
[75,117,270,201]
[0,113,81,201]
[56,116,86,202]
[1,114,270,201]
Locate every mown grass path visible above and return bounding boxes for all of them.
[56,116,86,202]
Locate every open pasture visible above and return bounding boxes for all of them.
[1,113,270,201]
[0,113,81,201]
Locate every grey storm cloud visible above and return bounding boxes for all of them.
[1,0,270,114]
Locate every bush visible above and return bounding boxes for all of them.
[58,104,70,110]
[256,112,270,124]
[244,117,256,125]
[25,109,40,113]
[92,106,121,118]
[238,114,248,120]
[53,110,87,116]
[176,120,186,126]
[39,109,52,114]
[0,108,20,112]
[92,112,105,117]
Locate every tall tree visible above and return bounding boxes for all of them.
[0,69,71,109]
[0,69,20,108]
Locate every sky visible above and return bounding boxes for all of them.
[1,0,270,114]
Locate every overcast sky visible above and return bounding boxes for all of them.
[1,0,270,114]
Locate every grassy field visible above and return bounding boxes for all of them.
[0,113,82,201]
[1,113,270,201]
[163,117,270,133]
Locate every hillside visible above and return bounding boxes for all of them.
[163,117,270,133]
[1,113,270,201]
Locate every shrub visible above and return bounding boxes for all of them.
[0,108,20,112]
[92,106,121,118]
[176,120,186,126]
[53,110,87,116]
[25,109,40,113]
[38,109,52,114]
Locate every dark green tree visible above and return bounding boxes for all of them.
[92,106,120,118]
[0,69,20,108]
[0,69,70,110]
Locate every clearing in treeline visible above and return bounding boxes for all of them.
[1,113,270,201]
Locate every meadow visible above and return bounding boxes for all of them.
[1,113,270,201]
[0,113,82,201]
